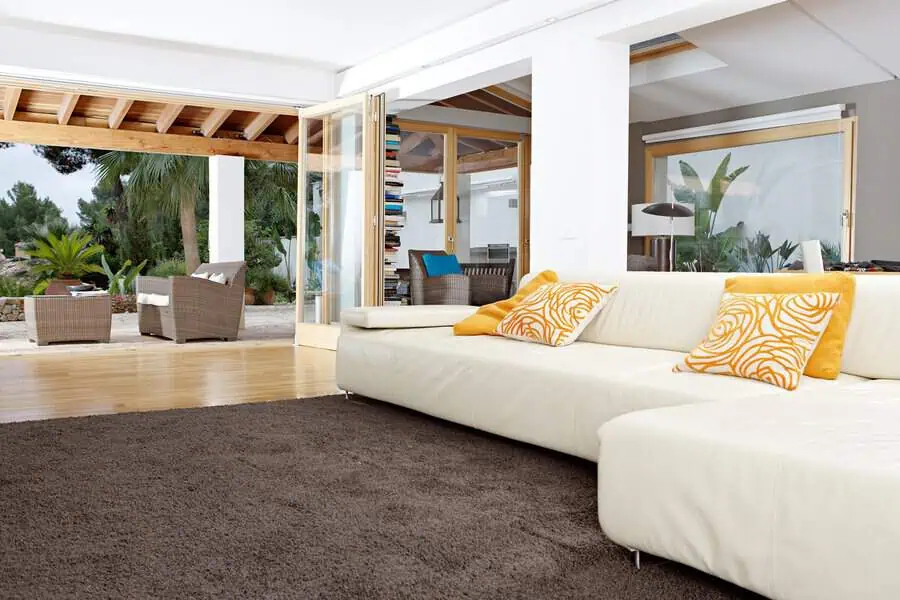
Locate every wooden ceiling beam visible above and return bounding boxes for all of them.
[3,87,21,121]
[0,117,299,162]
[108,98,134,129]
[464,91,515,115]
[56,93,80,125]
[156,104,185,134]
[630,40,696,64]
[284,120,299,144]
[482,85,531,112]
[244,113,278,141]
[201,108,232,137]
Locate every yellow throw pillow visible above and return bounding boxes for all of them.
[725,273,856,379]
[453,270,558,336]
[496,282,619,347]
[674,292,842,391]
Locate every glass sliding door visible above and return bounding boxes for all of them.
[295,94,384,348]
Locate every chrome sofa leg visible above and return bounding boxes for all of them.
[343,390,351,400]
[630,549,641,570]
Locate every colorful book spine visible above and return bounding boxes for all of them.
[384,115,406,304]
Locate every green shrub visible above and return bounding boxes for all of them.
[148,259,186,277]
[0,275,34,297]
[247,267,290,293]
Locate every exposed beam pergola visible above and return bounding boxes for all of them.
[0,80,302,162]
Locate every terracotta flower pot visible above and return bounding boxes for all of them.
[244,288,256,306]
[46,278,81,296]
[258,289,276,306]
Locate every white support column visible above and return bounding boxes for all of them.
[530,38,630,274]
[208,155,245,263]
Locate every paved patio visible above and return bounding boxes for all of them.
[0,304,296,356]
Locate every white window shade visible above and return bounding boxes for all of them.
[642,105,846,145]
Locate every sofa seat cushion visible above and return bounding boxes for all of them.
[598,382,900,600]
[341,305,476,329]
[337,327,864,460]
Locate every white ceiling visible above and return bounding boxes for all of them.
[497,0,900,123]
[0,0,508,68]
[630,0,897,121]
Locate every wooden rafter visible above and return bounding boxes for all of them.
[464,91,516,115]
[3,87,21,121]
[201,108,232,137]
[400,132,425,154]
[483,85,531,112]
[56,93,80,125]
[108,98,134,129]
[309,127,324,146]
[156,104,185,134]
[284,120,299,144]
[244,113,278,141]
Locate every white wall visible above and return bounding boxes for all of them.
[0,23,333,105]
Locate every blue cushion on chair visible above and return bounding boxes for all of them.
[422,254,463,277]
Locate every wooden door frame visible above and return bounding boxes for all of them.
[394,118,531,275]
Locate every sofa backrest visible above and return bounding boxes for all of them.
[576,272,729,352]
[522,270,900,379]
[840,275,900,379]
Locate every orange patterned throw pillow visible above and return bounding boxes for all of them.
[674,292,842,390]
[496,282,618,347]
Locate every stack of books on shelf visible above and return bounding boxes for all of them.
[384,115,406,305]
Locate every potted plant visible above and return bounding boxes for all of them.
[100,254,147,312]
[248,268,289,306]
[29,232,105,295]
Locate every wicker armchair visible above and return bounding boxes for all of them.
[136,261,247,343]
[408,250,516,306]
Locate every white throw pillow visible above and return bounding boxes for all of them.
[209,273,227,284]
[191,272,210,280]
[137,292,171,307]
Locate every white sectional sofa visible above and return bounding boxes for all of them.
[337,271,900,600]
[337,272,890,460]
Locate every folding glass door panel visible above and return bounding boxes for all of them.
[455,134,522,283]
[295,94,384,347]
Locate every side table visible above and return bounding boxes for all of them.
[25,295,112,346]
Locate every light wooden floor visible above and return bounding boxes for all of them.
[0,341,339,424]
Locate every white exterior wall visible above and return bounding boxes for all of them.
[208,156,245,263]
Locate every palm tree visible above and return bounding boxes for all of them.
[96,152,207,273]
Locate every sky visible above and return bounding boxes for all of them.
[0,144,97,224]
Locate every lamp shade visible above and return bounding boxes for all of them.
[642,202,695,218]
[631,203,695,237]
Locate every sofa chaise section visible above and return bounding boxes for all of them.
[597,381,900,600]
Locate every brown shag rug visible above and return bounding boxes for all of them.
[1,395,762,600]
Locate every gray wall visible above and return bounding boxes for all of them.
[629,79,900,261]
